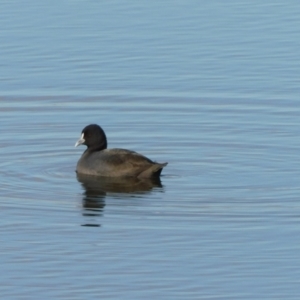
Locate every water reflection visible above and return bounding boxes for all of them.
[77,173,164,226]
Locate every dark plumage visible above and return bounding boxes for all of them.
[75,124,167,178]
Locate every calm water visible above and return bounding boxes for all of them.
[1,1,300,299]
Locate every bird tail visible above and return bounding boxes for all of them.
[138,162,168,178]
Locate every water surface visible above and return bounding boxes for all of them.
[1,1,300,299]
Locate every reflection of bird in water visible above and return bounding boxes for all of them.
[78,174,106,213]
[77,173,164,227]
[77,172,163,194]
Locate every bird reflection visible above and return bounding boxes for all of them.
[77,173,163,227]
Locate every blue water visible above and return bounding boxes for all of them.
[1,1,300,299]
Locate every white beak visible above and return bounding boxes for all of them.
[75,133,85,147]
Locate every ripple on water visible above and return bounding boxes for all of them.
[1,96,300,300]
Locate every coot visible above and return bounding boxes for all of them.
[75,124,167,178]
